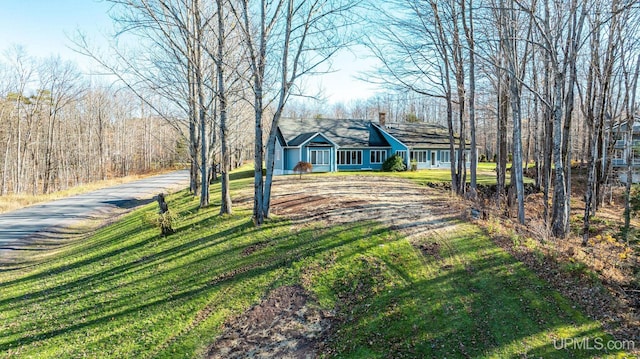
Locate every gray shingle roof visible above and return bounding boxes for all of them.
[287,132,318,146]
[278,118,389,147]
[278,118,466,149]
[380,122,466,149]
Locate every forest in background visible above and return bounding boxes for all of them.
[0,52,183,195]
[1,0,639,240]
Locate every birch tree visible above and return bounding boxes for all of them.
[364,0,476,197]
[76,0,218,207]
[497,0,533,223]
[38,57,83,193]
[216,0,232,214]
[462,0,478,199]
[620,55,639,242]
[579,0,640,244]
[234,0,358,225]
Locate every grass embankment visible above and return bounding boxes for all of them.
[0,167,629,358]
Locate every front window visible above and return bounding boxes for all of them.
[338,150,363,165]
[410,151,428,163]
[310,149,330,165]
[614,149,624,159]
[370,150,387,164]
[441,150,451,163]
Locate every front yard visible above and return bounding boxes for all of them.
[0,169,635,358]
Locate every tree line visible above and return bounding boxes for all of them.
[0,48,183,195]
[358,0,640,241]
[4,0,638,240]
[71,0,358,223]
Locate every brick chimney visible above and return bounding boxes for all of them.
[378,112,386,127]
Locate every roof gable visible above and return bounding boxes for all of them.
[278,118,390,147]
[278,117,466,149]
[288,132,317,146]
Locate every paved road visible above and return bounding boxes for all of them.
[0,170,189,251]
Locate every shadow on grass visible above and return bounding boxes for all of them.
[0,219,377,354]
[101,198,155,209]
[0,171,627,358]
[321,224,625,358]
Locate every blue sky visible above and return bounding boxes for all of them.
[0,0,378,103]
[0,1,113,64]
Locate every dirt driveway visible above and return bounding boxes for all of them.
[269,175,464,239]
[209,175,466,358]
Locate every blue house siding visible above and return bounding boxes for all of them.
[304,146,333,172]
[276,119,471,175]
[373,125,410,167]
[275,140,285,173]
[336,147,390,171]
[285,148,301,172]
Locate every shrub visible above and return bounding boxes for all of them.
[293,161,313,178]
[410,159,418,171]
[382,154,406,172]
[143,209,178,236]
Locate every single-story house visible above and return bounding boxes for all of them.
[274,114,472,175]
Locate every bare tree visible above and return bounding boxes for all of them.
[579,0,638,244]
[496,0,538,224]
[216,0,232,214]
[74,0,224,208]
[618,7,640,242]
[462,0,478,199]
[233,0,358,225]
[364,0,477,197]
[38,57,83,193]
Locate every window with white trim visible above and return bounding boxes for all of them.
[440,150,451,163]
[410,150,428,163]
[396,150,407,160]
[310,149,330,165]
[614,149,624,159]
[338,150,362,165]
[370,150,387,164]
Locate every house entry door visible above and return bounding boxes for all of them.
[431,151,437,167]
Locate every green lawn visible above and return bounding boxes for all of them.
[325,161,532,186]
[0,167,627,358]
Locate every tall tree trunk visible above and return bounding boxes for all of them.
[463,0,477,199]
[194,0,209,208]
[189,70,200,196]
[431,1,457,197]
[509,75,526,224]
[560,0,586,235]
[582,1,617,242]
[622,54,640,241]
[542,51,553,223]
[43,109,56,194]
[262,0,294,218]
[250,0,268,225]
[452,4,466,196]
[497,75,508,205]
[217,0,232,215]
[551,70,569,238]
[532,62,542,190]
